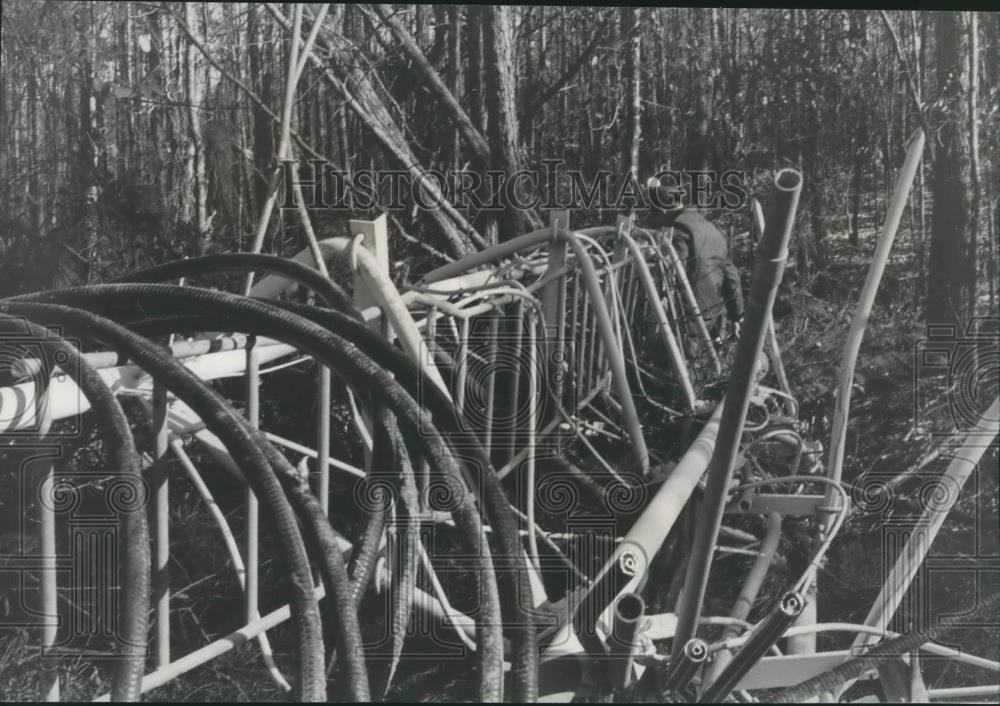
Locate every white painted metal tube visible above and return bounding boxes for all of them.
[168,438,290,691]
[37,451,59,701]
[91,580,478,701]
[855,397,999,648]
[152,384,170,669]
[583,404,724,635]
[614,403,724,584]
[1,344,296,432]
[14,334,281,376]
[659,232,722,376]
[706,511,782,684]
[262,431,365,478]
[714,622,1000,672]
[927,685,1000,700]
[618,231,697,410]
[286,237,450,398]
[825,129,925,508]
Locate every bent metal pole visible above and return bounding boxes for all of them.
[704,511,783,685]
[802,129,926,673]
[606,593,646,690]
[580,403,724,639]
[699,591,806,702]
[421,226,649,472]
[669,169,802,656]
[619,231,697,410]
[824,128,926,526]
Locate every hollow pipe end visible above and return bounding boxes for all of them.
[684,638,709,663]
[615,593,646,623]
[780,591,806,617]
[774,169,803,192]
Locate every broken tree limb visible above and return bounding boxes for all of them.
[370,4,490,164]
[265,4,488,257]
[162,3,329,166]
[522,17,606,124]
[387,213,456,264]
[878,12,934,161]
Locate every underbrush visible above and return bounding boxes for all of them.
[771,230,999,695]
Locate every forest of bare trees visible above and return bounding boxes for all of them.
[1,5,997,326]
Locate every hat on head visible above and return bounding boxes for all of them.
[644,176,686,215]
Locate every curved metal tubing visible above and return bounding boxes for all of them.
[584,403,724,636]
[662,638,709,695]
[607,593,646,690]
[618,231,697,410]
[318,238,449,398]
[825,129,925,515]
[704,512,782,685]
[152,384,170,670]
[817,130,925,690]
[838,397,1000,699]
[749,202,796,416]
[168,438,290,691]
[713,622,1000,673]
[657,234,722,376]
[13,334,274,377]
[422,226,648,473]
[699,592,805,702]
[927,685,1000,700]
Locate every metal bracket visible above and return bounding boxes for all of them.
[348,214,389,312]
[725,493,845,516]
[733,651,853,690]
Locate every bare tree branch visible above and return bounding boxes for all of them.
[369,4,490,165]
[878,10,934,161]
[522,17,606,125]
[265,3,488,256]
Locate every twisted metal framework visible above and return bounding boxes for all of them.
[2,161,998,703]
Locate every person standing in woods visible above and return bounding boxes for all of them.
[643,176,744,347]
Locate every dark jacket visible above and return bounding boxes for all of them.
[667,211,744,329]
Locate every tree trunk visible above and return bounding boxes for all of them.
[27,60,42,233]
[621,7,642,181]
[788,10,809,277]
[248,5,272,219]
[914,12,928,298]
[966,11,980,315]
[81,3,100,283]
[926,11,971,326]
[805,14,827,269]
[464,10,485,136]
[481,5,530,242]
[448,6,462,173]
[184,2,209,250]
[988,200,996,312]
[685,10,714,173]
[849,12,868,247]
